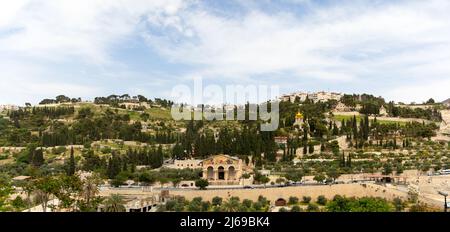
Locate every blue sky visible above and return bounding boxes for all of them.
[1,0,450,105]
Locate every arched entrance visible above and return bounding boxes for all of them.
[275,198,287,207]
[228,166,236,180]
[207,166,214,180]
[218,166,225,180]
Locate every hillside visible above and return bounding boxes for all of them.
[442,98,450,105]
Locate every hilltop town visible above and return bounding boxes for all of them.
[0,91,450,212]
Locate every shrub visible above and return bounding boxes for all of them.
[288,196,299,205]
[302,196,312,204]
[291,205,303,212]
[307,203,319,212]
[212,196,223,206]
[317,195,327,205]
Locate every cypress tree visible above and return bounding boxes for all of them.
[32,148,45,167]
[308,143,314,154]
[67,147,76,176]
[341,151,346,167]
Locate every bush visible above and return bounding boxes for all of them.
[212,196,223,206]
[279,207,289,212]
[195,179,209,190]
[302,196,312,204]
[291,205,303,212]
[317,195,327,205]
[242,199,253,208]
[253,202,263,211]
[307,203,319,212]
[165,200,177,211]
[288,196,299,205]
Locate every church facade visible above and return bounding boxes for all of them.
[201,155,243,185]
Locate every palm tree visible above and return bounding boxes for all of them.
[104,194,126,212]
[81,174,101,207]
[222,197,240,212]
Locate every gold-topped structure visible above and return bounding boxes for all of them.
[294,111,304,126]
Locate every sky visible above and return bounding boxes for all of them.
[1,0,450,105]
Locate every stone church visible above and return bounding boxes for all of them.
[201,154,243,185]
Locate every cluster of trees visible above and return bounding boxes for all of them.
[161,195,271,212]
[340,94,386,115]
[37,108,177,147]
[386,102,442,121]
[339,116,438,150]
[80,146,165,185]
[174,121,278,166]
[93,94,173,108]
[0,173,103,212]
[39,95,81,105]
[279,195,426,212]
[8,106,75,121]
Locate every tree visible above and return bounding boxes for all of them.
[393,197,405,212]
[275,178,286,186]
[302,196,312,204]
[326,167,341,183]
[313,173,326,184]
[223,197,241,212]
[307,203,319,212]
[326,195,393,212]
[31,148,45,167]
[55,175,82,211]
[212,196,223,206]
[67,147,76,176]
[79,173,102,211]
[288,196,299,205]
[172,178,181,188]
[396,163,404,175]
[32,176,63,212]
[317,195,327,205]
[159,177,170,188]
[291,205,302,212]
[187,197,203,212]
[11,196,26,211]
[382,163,393,175]
[104,194,126,212]
[284,169,304,183]
[195,179,209,190]
[0,174,13,211]
[138,172,156,186]
[308,143,314,154]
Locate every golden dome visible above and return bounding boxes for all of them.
[295,112,303,119]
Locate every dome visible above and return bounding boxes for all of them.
[295,112,303,119]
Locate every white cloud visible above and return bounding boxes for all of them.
[0,60,101,105]
[0,0,187,63]
[1,0,450,104]
[386,79,450,103]
[143,0,450,100]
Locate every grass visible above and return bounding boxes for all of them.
[146,107,172,120]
